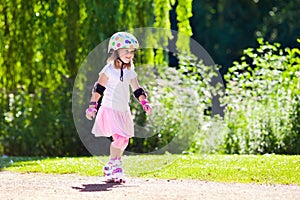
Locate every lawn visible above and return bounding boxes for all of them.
[1,154,299,185]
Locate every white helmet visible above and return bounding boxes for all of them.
[108,32,139,53]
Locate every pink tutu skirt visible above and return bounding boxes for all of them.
[92,106,134,138]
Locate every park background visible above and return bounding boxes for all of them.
[0,0,299,157]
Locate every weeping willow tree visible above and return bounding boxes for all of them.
[0,0,194,156]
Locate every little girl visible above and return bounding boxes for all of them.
[85,32,152,183]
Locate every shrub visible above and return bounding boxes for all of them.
[222,38,300,154]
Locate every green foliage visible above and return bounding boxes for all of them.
[143,67,202,153]
[0,0,197,156]
[176,0,193,53]
[222,38,300,154]
[129,50,222,154]
[191,0,300,69]
[0,0,89,156]
[128,65,202,153]
[2,0,298,156]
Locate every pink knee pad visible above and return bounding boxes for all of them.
[111,134,129,151]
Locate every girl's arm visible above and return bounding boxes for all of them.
[130,77,147,102]
[89,73,108,107]
[130,77,152,114]
[85,73,108,120]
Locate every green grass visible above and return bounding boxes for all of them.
[1,154,299,185]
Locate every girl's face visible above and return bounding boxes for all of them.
[118,48,135,63]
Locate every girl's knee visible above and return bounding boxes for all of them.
[112,134,129,150]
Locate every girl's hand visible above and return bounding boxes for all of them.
[85,107,97,120]
[141,99,152,114]
[85,102,98,120]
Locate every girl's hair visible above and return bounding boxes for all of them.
[107,50,132,70]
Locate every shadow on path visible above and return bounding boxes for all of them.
[72,182,137,192]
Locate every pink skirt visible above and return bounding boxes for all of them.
[92,106,134,138]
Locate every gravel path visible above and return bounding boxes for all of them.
[1,171,300,200]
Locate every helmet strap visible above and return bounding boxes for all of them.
[117,57,126,82]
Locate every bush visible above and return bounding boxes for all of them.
[129,67,204,154]
[129,51,224,154]
[1,83,89,156]
[222,38,300,154]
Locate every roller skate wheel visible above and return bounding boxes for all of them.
[105,179,113,183]
[113,178,125,183]
[118,178,126,183]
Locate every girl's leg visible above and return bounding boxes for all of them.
[105,134,129,183]
[110,144,122,159]
[110,134,129,159]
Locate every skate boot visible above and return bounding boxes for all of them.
[111,158,126,183]
[103,159,115,182]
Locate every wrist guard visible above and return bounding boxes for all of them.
[89,101,98,108]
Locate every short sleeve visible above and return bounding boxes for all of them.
[129,63,137,79]
[99,64,111,77]
[129,68,137,79]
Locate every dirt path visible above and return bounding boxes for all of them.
[1,171,300,200]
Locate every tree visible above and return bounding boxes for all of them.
[191,0,300,73]
[0,0,194,156]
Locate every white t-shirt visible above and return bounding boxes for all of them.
[99,63,137,112]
